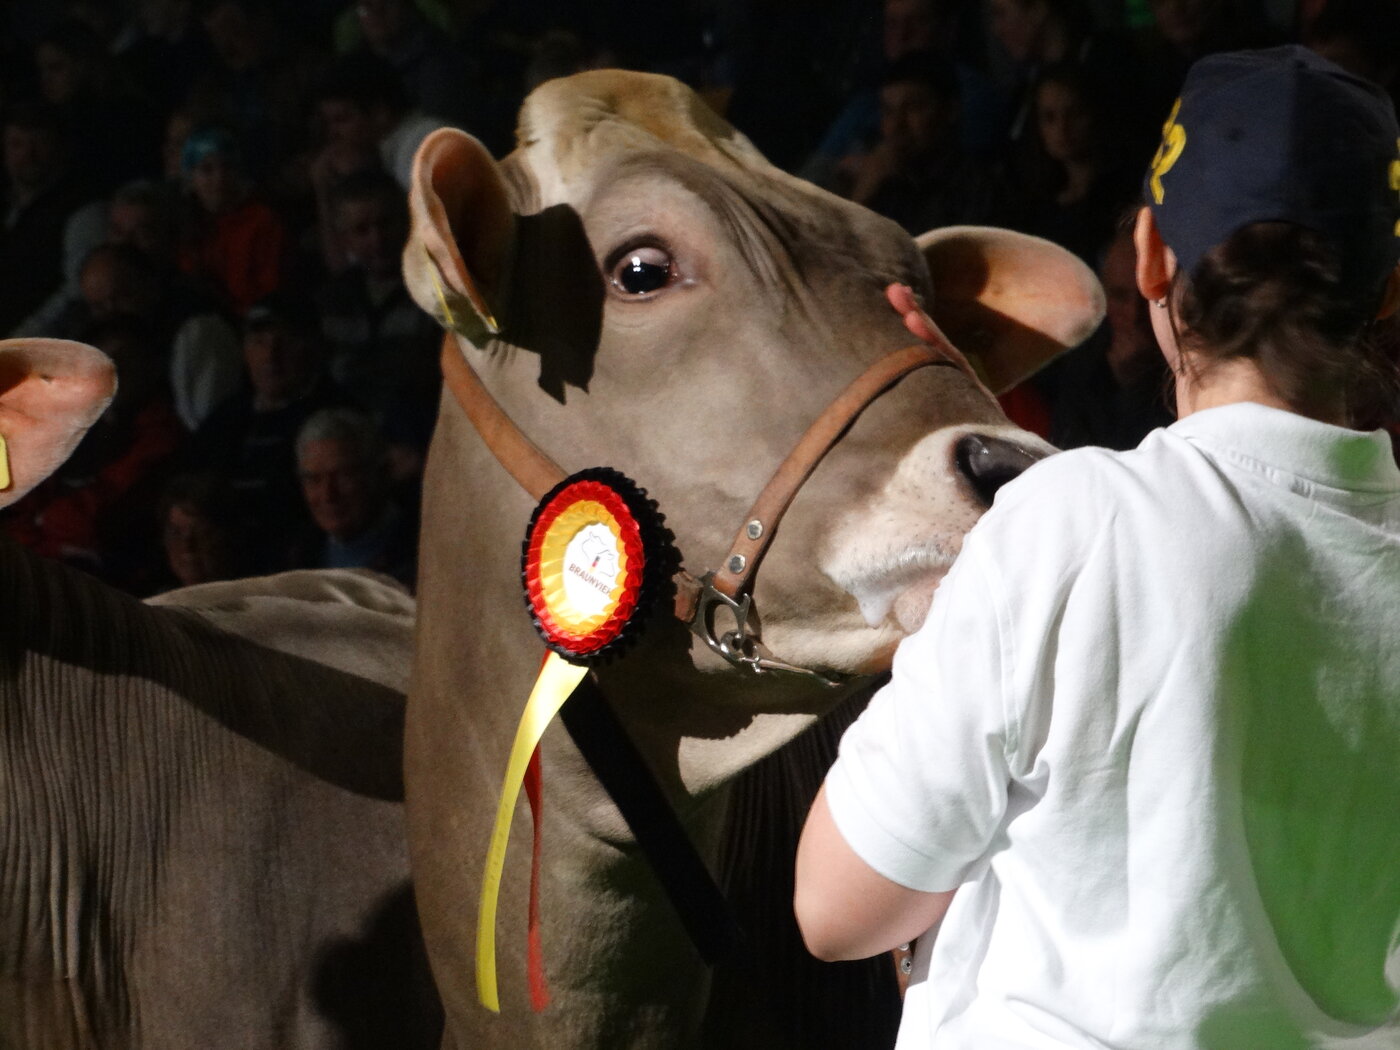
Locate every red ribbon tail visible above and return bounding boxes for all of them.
[524,744,550,1011]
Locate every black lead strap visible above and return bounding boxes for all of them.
[559,674,744,965]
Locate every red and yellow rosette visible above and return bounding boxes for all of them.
[478,468,675,1013]
[523,477,645,659]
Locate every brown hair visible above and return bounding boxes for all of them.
[1172,222,1400,428]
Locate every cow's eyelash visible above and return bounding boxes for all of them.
[602,236,676,273]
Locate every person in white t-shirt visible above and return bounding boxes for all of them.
[794,45,1400,1049]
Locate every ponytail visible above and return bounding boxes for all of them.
[1173,222,1400,428]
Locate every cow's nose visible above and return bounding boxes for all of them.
[955,434,1045,507]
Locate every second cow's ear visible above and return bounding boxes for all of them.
[403,128,515,347]
[917,226,1105,395]
[0,339,116,508]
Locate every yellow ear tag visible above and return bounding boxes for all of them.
[476,650,587,1013]
[0,432,11,491]
[424,245,500,334]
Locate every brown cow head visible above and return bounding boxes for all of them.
[400,71,1103,1041]
[403,70,1103,691]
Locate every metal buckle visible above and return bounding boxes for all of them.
[687,572,846,687]
[688,571,756,666]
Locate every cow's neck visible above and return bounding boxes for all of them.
[407,399,867,1045]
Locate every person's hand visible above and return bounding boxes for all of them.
[884,283,996,400]
[886,282,942,344]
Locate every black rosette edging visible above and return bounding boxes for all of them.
[520,466,679,666]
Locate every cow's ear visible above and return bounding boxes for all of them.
[403,127,515,347]
[0,339,115,507]
[917,226,1105,394]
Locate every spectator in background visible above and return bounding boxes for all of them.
[1010,61,1140,266]
[1302,0,1400,98]
[155,470,250,590]
[186,290,356,572]
[1137,0,1284,123]
[177,124,288,315]
[106,179,182,266]
[1145,0,1278,63]
[9,197,108,339]
[66,242,243,431]
[33,20,163,193]
[0,102,95,336]
[18,178,187,340]
[119,0,218,115]
[291,406,418,590]
[318,168,441,479]
[984,0,1156,162]
[801,0,1007,190]
[190,0,329,183]
[2,313,184,593]
[311,52,445,191]
[1048,219,1174,450]
[721,0,877,172]
[342,0,470,126]
[842,54,1014,235]
[161,106,198,184]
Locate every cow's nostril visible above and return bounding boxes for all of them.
[955,435,1044,507]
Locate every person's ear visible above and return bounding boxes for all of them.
[1133,206,1176,303]
[1376,265,1400,321]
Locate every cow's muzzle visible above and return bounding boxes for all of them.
[955,434,1046,507]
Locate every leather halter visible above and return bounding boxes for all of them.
[439,330,956,683]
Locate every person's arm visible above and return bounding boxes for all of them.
[793,438,1025,964]
[795,783,955,961]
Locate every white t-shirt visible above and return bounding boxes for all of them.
[826,403,1400,1049]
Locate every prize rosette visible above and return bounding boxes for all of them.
[481,468,677,1013]
[521,467,676,664]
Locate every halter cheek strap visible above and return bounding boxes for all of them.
[439,330,958,679]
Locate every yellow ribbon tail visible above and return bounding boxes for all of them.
[0,432,11,491]
[477,651,588,1012]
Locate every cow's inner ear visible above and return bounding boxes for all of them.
[403,128,515,347]
[0,339,116,507]
[917,226,1106,395]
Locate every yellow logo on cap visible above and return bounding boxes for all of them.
[1149,98,1186,205]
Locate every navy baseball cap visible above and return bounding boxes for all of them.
[1144,45,1400,305]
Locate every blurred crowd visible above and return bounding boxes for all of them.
[0,0,1394,597]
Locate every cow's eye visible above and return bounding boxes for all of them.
[610,246,673,295]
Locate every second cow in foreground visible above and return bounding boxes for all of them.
[402,70,1104,1048]
[0,340,439,1049]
